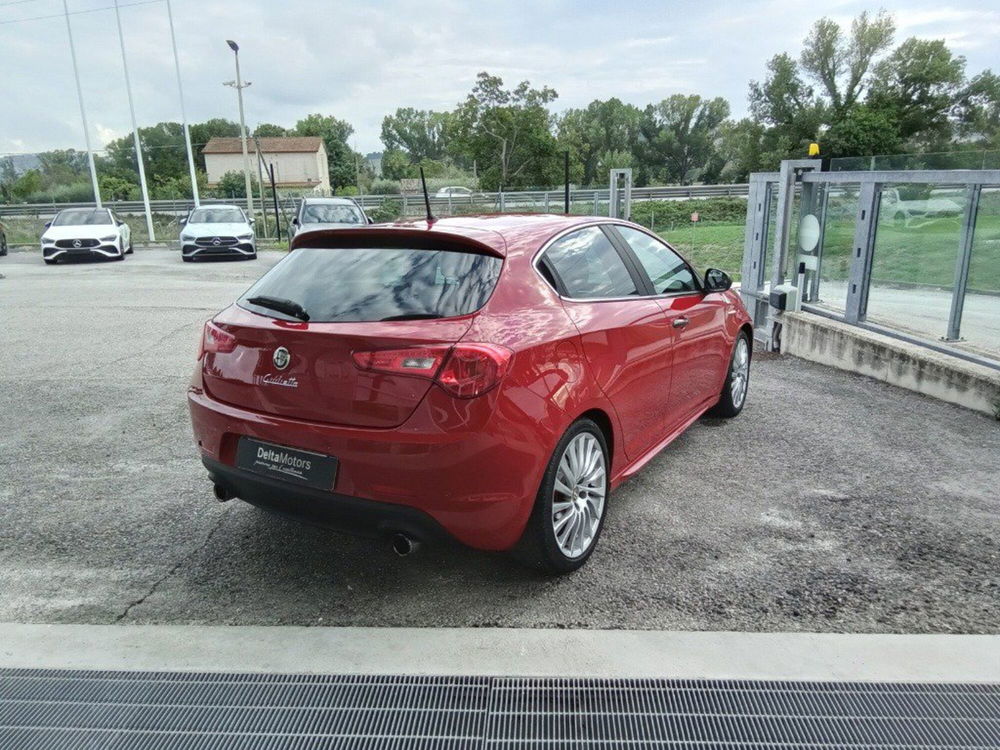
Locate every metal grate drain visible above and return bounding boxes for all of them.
[1,669,997,749]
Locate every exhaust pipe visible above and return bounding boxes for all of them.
[212,483,232,502]
[391,533,421,557]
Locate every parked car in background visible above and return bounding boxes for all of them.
[435,186,472,197]
[180,204,256,262]
[289,197,369,241]
[883,188,963,228]
[188,215,753,573]
[40,208,132,265]
[0,221,7,256]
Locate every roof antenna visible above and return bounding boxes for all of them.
[419,166,435,224]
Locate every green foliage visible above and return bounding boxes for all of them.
[369,179,401,195]
[635,95,730,185]
[631,198,749,227]
[99,175,138,201]
[556,98,640,185]
[449,72,561,190]
[823,105,902,158]
[381,108,451,163]
[368,198,402,223]
[254,123,289,137]
[214,170,247,198]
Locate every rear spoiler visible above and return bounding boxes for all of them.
[289,225,505,258]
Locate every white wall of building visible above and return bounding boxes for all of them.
[206,144,330,193]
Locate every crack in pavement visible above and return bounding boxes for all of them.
[113,508,231,623]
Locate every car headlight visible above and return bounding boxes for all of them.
[99,235,118,242]
[41,236,55,245]
[180,233,195,241]
[237,233,253,240]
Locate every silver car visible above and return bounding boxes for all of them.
[289,197,369,243]
[180,205,256,262]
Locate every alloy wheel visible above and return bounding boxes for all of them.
[551,432,606,559]
[731,337,749,408]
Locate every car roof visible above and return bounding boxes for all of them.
[290,214,619,258]
[193,204,244,212]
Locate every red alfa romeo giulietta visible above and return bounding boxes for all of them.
[188,214,752,573]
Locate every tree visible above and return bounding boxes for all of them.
[380,108,451,163]
[215,170,247,198]
[800,11,895,115]
[635,95,730,184]
[557,98,641,185]
[451,72,560,189]
[292,113,359,190]
[822,105,902,159]
[956,70,1000,146]
[254,123,288,137]
[868,38,966,147]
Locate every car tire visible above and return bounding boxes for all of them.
[707,331,751,418]
[44,258,57,265]
[0,233,7,256]
[247,252,257,261]
[126,241,133,254]
[182,255,193,263]
[513,418,610,575]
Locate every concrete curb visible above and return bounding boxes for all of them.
[2,624,998,682]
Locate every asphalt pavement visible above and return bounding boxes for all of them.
[1,249,998,632]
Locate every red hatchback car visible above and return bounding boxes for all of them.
[188,215,752,573]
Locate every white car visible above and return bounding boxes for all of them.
[41,208,132,265]
[180,205,256,262]
[435,186,472,197]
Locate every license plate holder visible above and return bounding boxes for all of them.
[236,438,338,490]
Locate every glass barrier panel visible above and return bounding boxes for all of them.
[963,186,1000,356]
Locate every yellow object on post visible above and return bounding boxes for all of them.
[808,142,820,156]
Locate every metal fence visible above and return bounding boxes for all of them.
[741,161,1000,367]
[0,183,749,221]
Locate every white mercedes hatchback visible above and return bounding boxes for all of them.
[41,208,133,265]
[180,205,256,262]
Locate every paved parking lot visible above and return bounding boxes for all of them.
[1,249,998,633]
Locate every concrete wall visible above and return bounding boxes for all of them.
[206,147,330,193]
[778,311,1000,418]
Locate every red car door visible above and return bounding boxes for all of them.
[539,225,675,460]
[611,226,730,423]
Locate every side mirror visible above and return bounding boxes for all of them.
[291,217,299,225]
[179,217,186,225]
[44,221,52,228]
[703,268,732,293]
[367,216,375,224]
[248,217,255,224]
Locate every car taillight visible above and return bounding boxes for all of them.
[352,343,513,399]
[198,321,237,360]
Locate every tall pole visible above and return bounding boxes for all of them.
[62,0,101,207]
[165,0,199,206]
[113,0,155,241]
[226,40,254,217]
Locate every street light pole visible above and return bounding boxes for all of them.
[62,0,101,207]
[224,40,254,217]
[166,0,199,206]
[112,0,155,241]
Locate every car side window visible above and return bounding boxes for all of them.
[616,226,698,294]
[542,226,638,299]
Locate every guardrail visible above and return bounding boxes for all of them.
[0,183,749,219]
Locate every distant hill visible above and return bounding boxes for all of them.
[3,153,41,175]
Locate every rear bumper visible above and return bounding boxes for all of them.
[202,455,452,544]
[187,379,565,551]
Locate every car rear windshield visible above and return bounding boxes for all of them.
[238,246,502,323]
[188,208,245,223]
[52,209,111,226]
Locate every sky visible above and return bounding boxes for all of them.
[1,0,998,157]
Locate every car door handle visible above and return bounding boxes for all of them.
[672,317,690,329]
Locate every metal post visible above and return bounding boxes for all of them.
[844,182,881,324]
[499,189,505,213]
[225,42,254,217]
[165,0,199,206]
[62,0,101,207]
[253,137,268,238]
[112,0,154,241]
[269,163,281,242]
[769,161,797,289]
[946,184,982,341]
[563,151,570,214]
